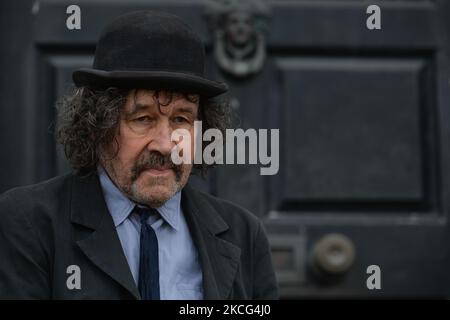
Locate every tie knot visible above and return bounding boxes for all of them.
[133,206,159,225]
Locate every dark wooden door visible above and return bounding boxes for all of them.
[1,0,450,298]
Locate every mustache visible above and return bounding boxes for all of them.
[131,151,183,181]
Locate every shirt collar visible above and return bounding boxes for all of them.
[97,165,180,230]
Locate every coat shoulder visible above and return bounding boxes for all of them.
[1,173,72,200]
[0,173,74,223]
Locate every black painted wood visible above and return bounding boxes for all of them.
[1,0,450,298]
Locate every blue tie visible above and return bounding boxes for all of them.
[135,206,160,300]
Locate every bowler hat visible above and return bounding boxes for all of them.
[73,11,228,97]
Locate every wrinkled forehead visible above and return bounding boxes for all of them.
[124,89,200,115]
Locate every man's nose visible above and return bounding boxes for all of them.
[147,120,175,155]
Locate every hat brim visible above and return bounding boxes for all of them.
[72,68,228,98]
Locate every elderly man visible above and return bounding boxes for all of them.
[0,11,278,299]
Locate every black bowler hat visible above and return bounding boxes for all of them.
[73,11,228,97]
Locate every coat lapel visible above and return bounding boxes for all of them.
[181,184,241,300]
[69,174,240,300]
[70,173,140,299]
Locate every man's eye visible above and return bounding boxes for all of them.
[173,117,189,124]
[133,116,151,123]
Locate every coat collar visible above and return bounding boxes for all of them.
[70,172,141,299]
[70,173,241,300]
[181,183,241,300]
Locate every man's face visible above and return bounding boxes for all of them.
[101,89,199,207]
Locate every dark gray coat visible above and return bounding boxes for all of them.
[0,173,278,299]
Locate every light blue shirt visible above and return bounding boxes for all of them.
[97,166,203,300]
